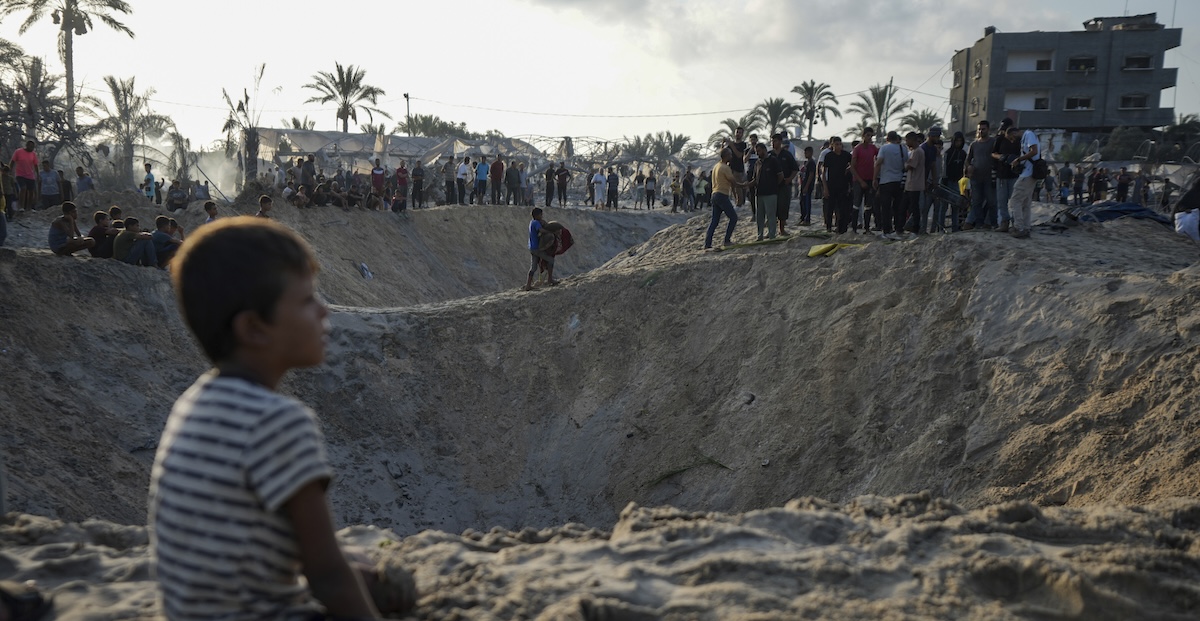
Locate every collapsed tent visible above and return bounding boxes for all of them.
[1054,201,1173,226]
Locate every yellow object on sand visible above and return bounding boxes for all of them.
[807,243,863,257]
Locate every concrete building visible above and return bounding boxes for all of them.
[948,13,1181,135]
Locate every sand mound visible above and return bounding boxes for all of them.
[5,494,1200,620]
[5,198,1200,618]
[4,196,686,307]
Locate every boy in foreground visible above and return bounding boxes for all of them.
[150,217,414,620]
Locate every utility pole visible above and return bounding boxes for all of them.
[403,93,411,136]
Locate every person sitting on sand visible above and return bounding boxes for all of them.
[87,210,120,258]
[151,215,185,266]
[524,207,558,290]
[113,217,158,267]
[343,182,362,209]
[152,217,417,621]
[290,185,311,209]
[282,180,296,202]
[166,180,189,212]
[203,201,219,224]
[257,194,273,218]
[47,202,95,256]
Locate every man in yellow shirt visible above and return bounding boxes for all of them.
[704,147,746,249]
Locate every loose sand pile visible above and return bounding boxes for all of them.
[3,192,1200,619]
[4,495,1199,620]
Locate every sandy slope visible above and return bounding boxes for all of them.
[4,192,1200,619]
[4,494,1199,620]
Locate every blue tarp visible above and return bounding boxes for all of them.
[1057,202,1172,226]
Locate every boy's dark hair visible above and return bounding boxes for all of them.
[94,210,109,224]
[531,207,543,219]
[172,217,319,363]
[61,201,76,215]
[259,195,272,206]
[125,217,140,228]
[113,219,125,229]
[155,215,170,230]
[204,201,216,211]
[109,206,122,218]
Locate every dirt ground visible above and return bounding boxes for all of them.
[3,190,1200,619]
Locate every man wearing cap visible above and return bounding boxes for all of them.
[850,127,880,233]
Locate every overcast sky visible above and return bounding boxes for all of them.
[1,0,1196,150]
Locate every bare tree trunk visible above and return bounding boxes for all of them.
[244,127,259,186]
[63,4,76,132]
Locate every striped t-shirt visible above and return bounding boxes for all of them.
[149,373,332,621]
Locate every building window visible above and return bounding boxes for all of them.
[970,97,980,116]
[1123,55,1152,70]
[1034,98,1050,110]
[1067,56,1097,71]
[973,59,983,81]
[1035,59,1052,71]
[1064,96,1093,110]
[1119,93,1149,109]
[951,104,960,122]
[953,68,962,87]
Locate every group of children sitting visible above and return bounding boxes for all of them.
[48,200,220,269]
[281,179,409,213]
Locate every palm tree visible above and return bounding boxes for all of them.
[302,62,391,133]
[706,111,764,149]
[0,0,134,131]
[222,64,267,187]
[791,80,842,141]
[166,129,196,182]
[648,131,690,162]
[846,117,875,140]
[1163,113,1200,153]
[847,80,911,138]
[360,122,393,136]
[754,97,802,137]
[1055,142,1091,164]
[898,109,945,134]
[92,75,171,186]
[282,116,316,130]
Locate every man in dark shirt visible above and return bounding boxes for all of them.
[799,146,816,225]
[772,133,799,236]
[554,163,571,207]
[752,143,782,240]
[964,120,997,230]
[87,210,120,258]
[727,126,748,206]
[606,167,619,209]
[990,119,1019,232]
[544,166,555,208]
[821,136,854,234]
[411,161,425,209]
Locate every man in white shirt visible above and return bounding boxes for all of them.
[592,169,607,210]
[456,157,471,205]
[1006,127,1040,239]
